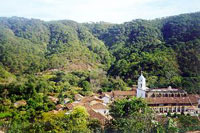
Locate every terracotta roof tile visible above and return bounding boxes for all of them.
[102,92,112,97]
[66,103,75,110]
[188,94,200,103]
[100,90,136,98]
[146,95,199,104]
[87,107,109,125]
[80,96,102,103]
[49,110,59,114]
[152,88,179,90]
[74,94,84,101]
[56,104,64,110]
[48,96,59,103]
[90,100,102,106]
[113,90,136,97]
[14,100,27,108]
[91,103,108,110]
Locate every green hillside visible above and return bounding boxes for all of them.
[0,13,199,93]
[0,17,113,75]
[0,12,200,132]
[85,12,200,93]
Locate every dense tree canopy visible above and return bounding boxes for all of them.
[0,13,200,93]
[0,12,200,132]
[107,98,155,133]
[87,12,200,93]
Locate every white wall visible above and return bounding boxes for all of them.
[136,89,146,98]
[94,109,109,115]
[102,96,110,104]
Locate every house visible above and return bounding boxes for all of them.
[14,100,27,108]
[49,110,59,114]
[48,96,59,103]
[136,73,200,115]
[64,98,70,104]
[66,95,103,110]
[91,103,109,115]
[56,104,64,110]
[99,89,136,103]
[112,90,136,99]
[86,107,111,125]
[80,95,102,103]
[101,93,111,104]
[66,103,74,110]
[74,94,84,101]
[65,72,200,125]
[66,95,111,125]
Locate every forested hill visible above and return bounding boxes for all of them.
[85,12,200,93]
[0,12,200,93]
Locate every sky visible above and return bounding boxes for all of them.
[0,0,200,23]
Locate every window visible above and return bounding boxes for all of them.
[160,108,163,113]
[173,107,176,112]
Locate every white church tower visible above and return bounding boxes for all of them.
[136,72,147,98]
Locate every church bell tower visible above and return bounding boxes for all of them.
[137,72,146,98]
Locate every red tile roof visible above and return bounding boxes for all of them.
[56,104,64,110]
[102,92,112,97]
[87,107,110,125]
[188,94,200,103]
[146,94,199,104]
[74,94,84,101]
[14,100,27,108]
[48,96,59,103]
[80,96,103,103]
[66,96,104,110]
[100,90,136,98]
[66,103,75,110]
[152,88,179,90]
[91,103,108,110]
[112,90,136,97]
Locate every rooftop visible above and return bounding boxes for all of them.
[86,107,111,125]
[146,94,199,104]
[91,103,108,110]
[148,86,185,93]
[112,90,136,97]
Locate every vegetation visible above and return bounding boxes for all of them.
[0,13,199,92]
[106,98,200,133]
[88,13,200,93]
[106,98,155,132]
[0,12,199,132]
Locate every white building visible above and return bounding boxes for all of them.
[136,73,200,115]
[136,73,148,98]
[101,94,111,104]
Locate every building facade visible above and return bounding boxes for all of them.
[64,73,199,125]
[136,74,200,115]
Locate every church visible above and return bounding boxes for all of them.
[136,73,200,115]
[64,73,200,125]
